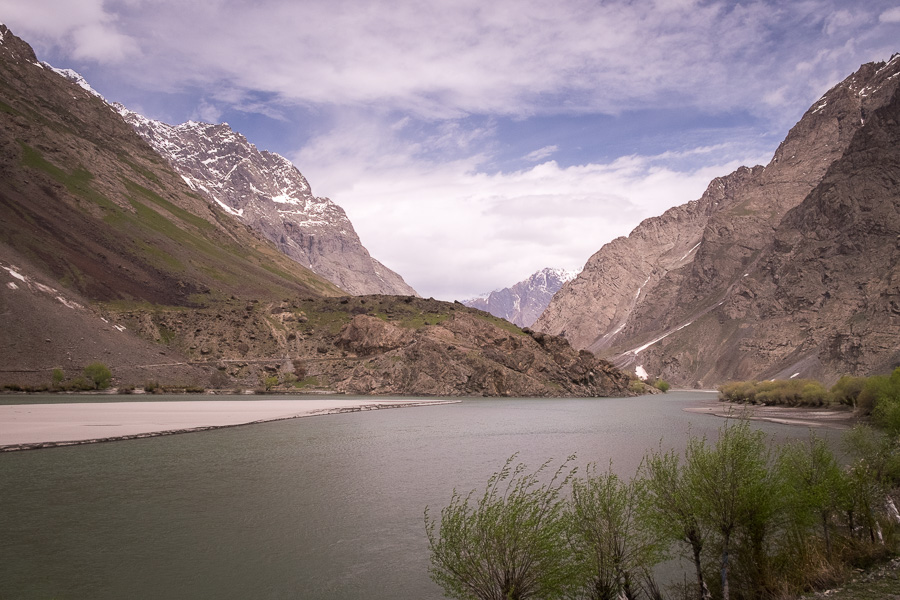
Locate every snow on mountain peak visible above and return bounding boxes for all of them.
[41,63,105,101]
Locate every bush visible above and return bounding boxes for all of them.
[426,456,578,600]
[51,368,65,389]
[830,375,867,407]
[654,379,670,393]
[718,379,828,406]
[82,362,112,390]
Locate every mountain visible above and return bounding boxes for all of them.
[463,267,579,327]
[0,24,632,397]
[114,108,417,297]
[536,55,900,387]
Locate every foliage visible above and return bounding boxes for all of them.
[82,362,112,390]
[568,464,662,600]
[718,379,828,406]
[640,444,712,600]
[861,368,900,435]
[830,375,867,407]
[629,380,648,394]
[425,455,578,600]
[686,420,778,600]
[428,419,900,600]
[653,380,670,393]
[261,374,280,392]
[51,368,65,389]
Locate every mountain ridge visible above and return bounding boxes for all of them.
[536,54,900,387]
[114,108,418,297]
[463,267,579,328]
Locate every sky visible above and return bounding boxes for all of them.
[2,1,899,301]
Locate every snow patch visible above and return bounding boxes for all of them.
[4,266,26,282]
[56,296,82,309]
[41,63,106,100]
[6,282,17,290]
[790,372,800,379]
[679,241,701,262]
[114,324,126,332]
[212,196,243,217]
[635,365,649,381]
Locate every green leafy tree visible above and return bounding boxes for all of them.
[82,362,112,390]
[777,434,847,561]
[425,455,577,600]
[568,463,661,600]
[687,420,775,600]
[640,445,711,600]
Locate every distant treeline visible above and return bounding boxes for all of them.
[719,368,900,435]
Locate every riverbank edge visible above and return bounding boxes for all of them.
[683,397,862,430]
[0,399,460,452]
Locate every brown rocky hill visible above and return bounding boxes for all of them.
[536,55,900,387]
[0,25,632,396]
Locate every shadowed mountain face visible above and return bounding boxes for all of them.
[536,55,900,387]
[0,25,632,396]
[115,109,418,297]
[463,267,579,328]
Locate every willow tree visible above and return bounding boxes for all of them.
[687,420,776,600]
[568,463,662,600]
[425,456,577,600]
[640,445,711,600]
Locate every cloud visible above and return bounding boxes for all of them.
[880,7,900,23]
[0,0,138,63]
[293,118,770,300]
[524,145,559,162]
[6,0,886,122]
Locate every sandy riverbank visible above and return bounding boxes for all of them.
[684,397,861,430]
[0,398,459,451]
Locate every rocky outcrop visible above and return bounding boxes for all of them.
[536,55,900,387]
[463,267,578,327]
[115,109,417,297]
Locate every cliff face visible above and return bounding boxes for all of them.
[116,109,418,297]
[535,56,900,386]
[463,267,578,328]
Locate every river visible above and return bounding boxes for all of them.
[0,391,844,599]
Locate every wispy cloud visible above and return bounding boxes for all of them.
[6,0,897,120]
[880,7,900,23]
[524,145,559,162]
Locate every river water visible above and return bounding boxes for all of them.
[0,391,843,599]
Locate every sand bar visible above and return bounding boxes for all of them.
[0,398,459,451]
[683,398,860,430]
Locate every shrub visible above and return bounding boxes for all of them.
[654,379,671,393]
[51,368,65,389]
[426,456,578,600]
[830,375,867,407]
[82,362,112,390]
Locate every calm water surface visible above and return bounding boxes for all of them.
[0,391,843,599]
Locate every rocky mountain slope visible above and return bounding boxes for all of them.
[536,55,900,387]
[0,25,632,396]
[463,267,578,327]
[115,109,417,297]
